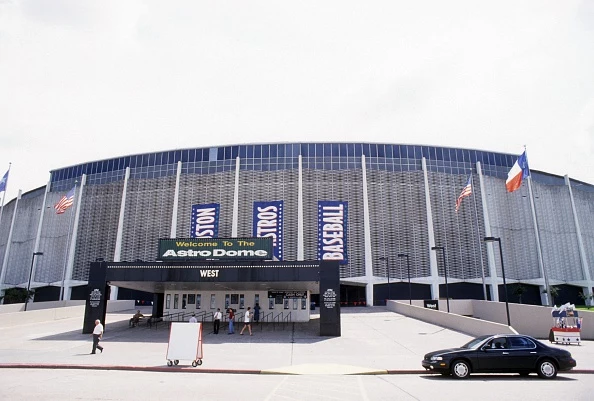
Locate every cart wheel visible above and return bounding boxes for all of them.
[167,360,173,367]
[197,359,203,366]
[174,360,179,365]
[192,361,198,367]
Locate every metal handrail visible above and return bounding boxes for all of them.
[282,311,291,330]
[260,311,273,331]
[272,312,282,331]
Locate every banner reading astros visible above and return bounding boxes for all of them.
[253,201,283,261]
[317,201,348,264]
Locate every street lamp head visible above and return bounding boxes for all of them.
[397,253,407,258]
[33,252,43,256]
[430,246,443,250]
[483,236,500,242]
[379,256,388,261]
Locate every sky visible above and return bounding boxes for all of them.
[1,0,593,202]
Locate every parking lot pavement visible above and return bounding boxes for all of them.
[0,306,592,375]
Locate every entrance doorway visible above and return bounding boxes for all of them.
[340,285,366,307]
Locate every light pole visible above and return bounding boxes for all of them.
[398,253,412,305]
[24,252,43,311]
[431,246,450,313]
[379,256,390,304]
[484,236,511,326]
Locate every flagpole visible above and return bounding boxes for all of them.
[59,181,77,301]
[0,162,11,228]
[523,148,552,306]
[470,173,488,300]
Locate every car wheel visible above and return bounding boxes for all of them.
[537,359,557,379]
[451,360,471,379]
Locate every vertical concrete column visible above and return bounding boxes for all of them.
[0,190,22,297]
[232,156,240,237]
[477,162,499,301]
[298,154,304,260]
[421,158,439,299]
[565,175,593,301]
[31,179,50,284]
[170,161,182,238]
[361,155,374,306]
[63,174,86,301]
[112,168,131,300]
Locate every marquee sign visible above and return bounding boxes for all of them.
[158,237,273,261]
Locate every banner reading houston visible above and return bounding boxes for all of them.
[253,200,283,261]
[317,201,348,264]
[191,203,220,238]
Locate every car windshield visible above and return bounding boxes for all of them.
[460,335,491,349]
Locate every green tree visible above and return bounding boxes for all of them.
[578,291,593,309]
[513,284,526,304]
[0,288,34,304]
[542,286,560,305]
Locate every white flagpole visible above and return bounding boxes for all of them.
[59,181,77,301]
[470,172,488,300]
[0,162,12,227]
[524,147,552,306]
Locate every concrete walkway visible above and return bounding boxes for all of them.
[0,306,592,375]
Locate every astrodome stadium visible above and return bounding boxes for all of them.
[1,142,593,308]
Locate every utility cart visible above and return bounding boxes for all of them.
[549,304,582,346]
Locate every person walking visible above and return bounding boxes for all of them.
[240,306,253,336]
[213,308,222,334]
[91,319,104,354]
[227,308,235,334]
[253,303,260,325]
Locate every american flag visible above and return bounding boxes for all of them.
[54,186,76,214]
[455,175,472,212]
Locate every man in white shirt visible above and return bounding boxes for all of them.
[213,308,222,334]
[189,313,198,323]
[91,319,104,354]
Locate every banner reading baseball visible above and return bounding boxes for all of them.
[317,200,348,264]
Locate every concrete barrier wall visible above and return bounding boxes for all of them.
[0,300,135,326]
[388,300,516,337]
[396,299,594,340]
[472,300,594,340]
[0,300,85,314]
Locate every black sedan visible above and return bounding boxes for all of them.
[422,334,576,379]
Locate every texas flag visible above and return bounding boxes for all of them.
[506,151,530,192]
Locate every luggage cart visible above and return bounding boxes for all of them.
[166,322,204,367]
[549,304,581,346]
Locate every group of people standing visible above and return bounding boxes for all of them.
[206,303,260,336]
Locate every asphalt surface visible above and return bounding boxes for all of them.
[0,306,592,375]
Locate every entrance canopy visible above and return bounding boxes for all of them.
[83,260,340,337]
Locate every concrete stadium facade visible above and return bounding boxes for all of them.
[1,143,593,307]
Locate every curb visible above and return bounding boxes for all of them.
[0,363,261,375]
[0,364,593,375]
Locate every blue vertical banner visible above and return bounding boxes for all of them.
[317,201,348,264]
[253,201,284,260]
[191,203,220,238]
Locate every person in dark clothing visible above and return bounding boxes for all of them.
[253,303,261,324]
